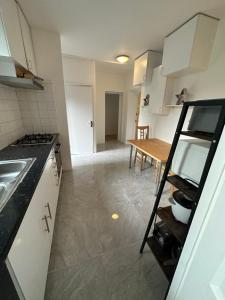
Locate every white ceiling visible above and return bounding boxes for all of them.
[19,0,225,65]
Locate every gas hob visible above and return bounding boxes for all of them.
[12,134,54,146]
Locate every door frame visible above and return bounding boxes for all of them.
[64,83,96,154]
[105,91,124,143]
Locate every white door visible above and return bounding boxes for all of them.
[65,85,93,154]
[167,129,225,300]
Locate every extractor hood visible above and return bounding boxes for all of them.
[0,56,44,90]
[0,76,44,90]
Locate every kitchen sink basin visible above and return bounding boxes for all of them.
[0,158,36,212]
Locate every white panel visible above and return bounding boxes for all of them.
[150,65,173,115]
[62,56,95,85]
[150,65,167,114]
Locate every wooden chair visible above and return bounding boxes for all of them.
[134,125,150,171]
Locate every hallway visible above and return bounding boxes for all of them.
[45,142,168,299]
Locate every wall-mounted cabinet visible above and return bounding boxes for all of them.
[0,0,27,68]
[17,5,37,75]
[0,0,37,75]
[133,50,162,86]
[162,14,218,77]
[150,65,174,115]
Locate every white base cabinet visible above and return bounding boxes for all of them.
[7,149,61,300]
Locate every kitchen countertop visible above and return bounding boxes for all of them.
[0,135,58,261]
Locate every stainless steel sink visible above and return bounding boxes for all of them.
[0,158,36,212]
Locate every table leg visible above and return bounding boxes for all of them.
[150,157,153,167]
[129,145,133,168]
[155,161,162,195]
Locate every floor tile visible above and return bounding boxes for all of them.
[45,141,169,299]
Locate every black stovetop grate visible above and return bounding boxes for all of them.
[14,134,54,145]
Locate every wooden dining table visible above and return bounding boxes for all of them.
[128,138,171,194]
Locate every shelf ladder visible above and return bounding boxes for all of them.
[140,99,225,292]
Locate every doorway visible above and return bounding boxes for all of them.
[65,85,94,155]
[105,93,120,142]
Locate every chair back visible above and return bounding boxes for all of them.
[135,125,149,140]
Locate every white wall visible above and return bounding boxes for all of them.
[0,84,24,149]
[105,93,119,136]
[149,14,225,143]
[62,58,137,146]
[31,28,71,170]
[95,71,127,144]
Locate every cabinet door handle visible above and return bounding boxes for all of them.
[42,215,50,233]
[45,202,52,219]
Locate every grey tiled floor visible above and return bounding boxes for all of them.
[45,141,168,300]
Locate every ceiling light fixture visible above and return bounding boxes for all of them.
[116,55,129,64]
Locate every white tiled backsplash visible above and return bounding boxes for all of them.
[0,84,25,149]
[0,82,58,150]
[16,82,58,135]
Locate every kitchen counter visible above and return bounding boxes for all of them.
[0,135,58,261]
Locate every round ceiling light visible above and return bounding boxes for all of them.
[116,55,129,64]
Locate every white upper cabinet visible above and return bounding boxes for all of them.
[133,52,148,86]
[162,14,218,77]
[17,5,37,75]
[150,65,174,115]
[0,0,27,68]
[0,15,9,56]
[133,50,162,86]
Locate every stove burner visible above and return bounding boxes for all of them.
[14,134,54,146]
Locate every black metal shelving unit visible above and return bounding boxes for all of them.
[140,99,225,298]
